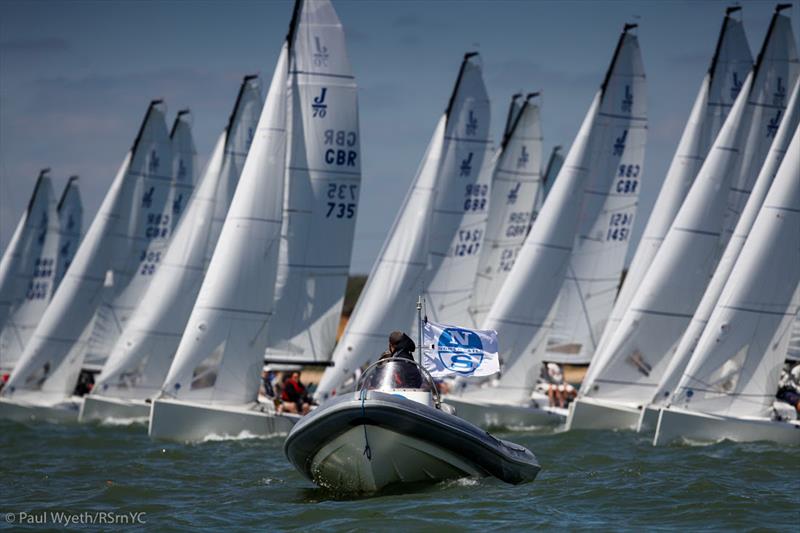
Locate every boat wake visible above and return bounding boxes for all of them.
[98,417,148,427]
[201,430,287,443]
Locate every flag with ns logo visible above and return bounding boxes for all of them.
[422,321,499,378]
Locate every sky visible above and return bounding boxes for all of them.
[1,0,798,274]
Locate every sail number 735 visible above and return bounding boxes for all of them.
[326,183,358,219]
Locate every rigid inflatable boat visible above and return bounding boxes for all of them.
[284,358,541,492]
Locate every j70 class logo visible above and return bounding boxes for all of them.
[141,186,155,209]
[148,149,160,173]
[730,72,743,101]
[507,182,520,205]
[312,87,328,118]
[621,85,633,112]
[436,328,484,375]
[313,36,329,67]
[766,109,782,138]
[460,152,473,177]
[613,130,628,156]
[465,110,478,136]
[517,145,529,169]
[773,77,786,107]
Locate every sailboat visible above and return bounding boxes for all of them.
[468,93,543,328]
[0,176,82,372]
[569,6,798,431]
[589,7,752,382]
[81,111,196,369]
[150,0,355,442]
[642,76,800,432]
[80,77,262,423]
[0,101,174,422]
[446,23,646,429]
[316,52,491,399]
[652,120,800,446]
[0,171,59,369]
[264,7,362,364]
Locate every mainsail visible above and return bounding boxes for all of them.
[2,102,172,402]
[54,177,83,288]
[591,8,752,364]
[468,93,543,327]
[422,54,492,327]
[82,109,195,367]
[673,121,800,419]
[0,172,59,369]
[159,45,288,405]
[317,53,489,397]
[94,77,262,400]
[653,76,800,405]
[581,8,799,405]
[482,25,646,398]
[266,0,361,364]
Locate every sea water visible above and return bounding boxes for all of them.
[0,419,797,530]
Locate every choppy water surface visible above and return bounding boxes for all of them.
[1,418,797,530]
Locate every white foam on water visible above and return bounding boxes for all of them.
[98,417,149,427]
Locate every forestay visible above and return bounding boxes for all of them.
[317,53,488,398]
[469,93,543,327]
[673,122,800,419]
[653,76,800,406]
[423,54,491,327]
[83,110,195,366]
[159,47,288,405]
[95,77,261,400]
[591,9,752,364]
[2,102,172,402]
[481,26,646,399]
[580,9,799,405]
[0,172,59,370]
[266,0,361,364]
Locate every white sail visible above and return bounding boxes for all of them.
[55,177,83,287]
[159,47,288,405]
[482,26,646,398]
[581,10,799,405]
[422,54,492,327]
[672,121,800,418]
[538,145,563,210]
[94,77,262,400]
[83,109,193,367]
[168,110,198,233]
[266,0,361,364]
[317,53,488,398]
[653,77,800,405]
[591,10,752,364]
[788,313,800,361]
[2,102,172,402]
[468,93,543,327]
[0,172,59,369]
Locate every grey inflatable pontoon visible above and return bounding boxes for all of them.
[284,358,541,492]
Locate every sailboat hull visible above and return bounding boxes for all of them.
[636,404,660,433]
[444,395,566,430]
[148,397,298,442]
[0,396,81,423]
[79,395,150,424]
[285,391,541,492]
[565,397,641,431]
[653,406,800,446]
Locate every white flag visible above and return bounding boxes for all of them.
[422,321,500,378]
